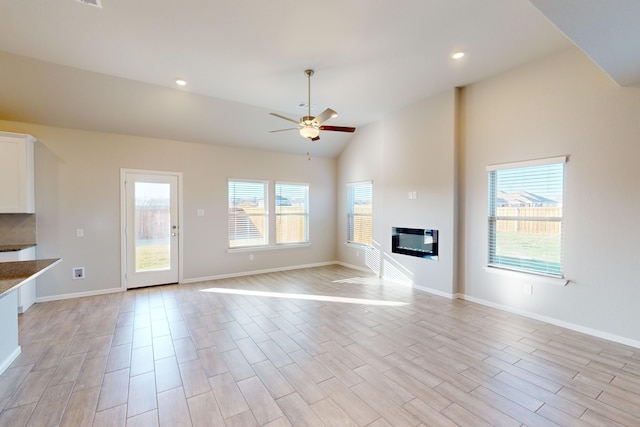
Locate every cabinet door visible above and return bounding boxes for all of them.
[0,133,35,213]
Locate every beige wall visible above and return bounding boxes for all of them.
[338,46,640,345]
[460,46,640,343]
[4,43,640,345]
[337,89,459,296]
[0,120,337,298]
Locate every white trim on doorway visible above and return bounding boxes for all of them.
[120,168,184,290]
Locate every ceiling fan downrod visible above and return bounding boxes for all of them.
[305,69,313,120]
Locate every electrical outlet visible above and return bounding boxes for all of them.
[76,228,84,237]
[249,254,254,261]
[73,267,85,279]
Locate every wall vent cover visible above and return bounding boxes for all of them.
[77,0,102,8]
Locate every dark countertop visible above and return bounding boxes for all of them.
[0,258,61,299]
[0,244,36,252]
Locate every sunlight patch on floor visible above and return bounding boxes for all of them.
[332,276,385,286]
[199,287,409,306]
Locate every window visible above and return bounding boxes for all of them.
[347,181,373,246]
[275,182,309,244]
[487,156,566,277]
[228,180,268,248]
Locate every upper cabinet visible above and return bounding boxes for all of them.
[0,132,35,213]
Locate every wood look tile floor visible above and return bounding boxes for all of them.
[1,265,640,426]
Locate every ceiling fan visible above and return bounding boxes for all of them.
[269,69,356,142]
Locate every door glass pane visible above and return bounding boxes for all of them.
[135,182,171,272]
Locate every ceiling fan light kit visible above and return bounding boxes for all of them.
[300,126,320,139]
[269,69,356,143]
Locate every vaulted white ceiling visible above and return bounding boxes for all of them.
[0,1,636,157]
[530,0,640,88]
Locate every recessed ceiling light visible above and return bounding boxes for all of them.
[175,79,187,87]
[451,51,465,60]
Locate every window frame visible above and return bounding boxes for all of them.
[487,156,567,278]
[275,181,309,245]
[228,179,269,249]
[347,181,373,247]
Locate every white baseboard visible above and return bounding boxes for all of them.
[390,277,640,349]
[29,263,639,350]
[334,261,378,275]
[0,346,21,376]
[460,294,640,350]
[412,284,457,300]
[33,262,340,302]
[36,287,124,303]
[180,261,337,284]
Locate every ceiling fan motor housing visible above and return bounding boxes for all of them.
[301,116,319,128]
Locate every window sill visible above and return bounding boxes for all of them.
[345,242,374,250]
[227,243,310,254]
[484,266,570,286]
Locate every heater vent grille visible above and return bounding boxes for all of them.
[77,0,102,8]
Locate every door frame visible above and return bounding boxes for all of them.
[120,168,184,290]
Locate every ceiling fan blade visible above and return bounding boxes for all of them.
[313,108,338,125]
[269,128,299,133]
[269,112,301,125]
[320,125,356,133]
[311,136,320,141]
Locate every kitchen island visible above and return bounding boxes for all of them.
[0,258,61,374]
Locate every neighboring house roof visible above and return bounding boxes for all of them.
[496,190,558,207]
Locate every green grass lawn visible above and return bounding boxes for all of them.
[494,231,561,275]
[136,244,170,271]
[496,231,561,263]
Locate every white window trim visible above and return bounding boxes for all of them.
[487,155,568,171]
[228,178,269,249]
[345,242,374,250]
[347,180,373,246]
[484,266,570,286]
[227,242,311,254]
[487,156,567,278]
[275,181,309,245]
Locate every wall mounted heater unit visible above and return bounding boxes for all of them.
[391,227,439,260]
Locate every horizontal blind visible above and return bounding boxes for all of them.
[488,160,565,276]
[347,181,373,245]
[275,182,309,244]
[228,180,268,248]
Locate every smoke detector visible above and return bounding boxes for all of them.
[77,0,102,8]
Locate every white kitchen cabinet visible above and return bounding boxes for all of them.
[0,131,35,213]
[0,246,37,313]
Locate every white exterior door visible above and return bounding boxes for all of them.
[123,170,180,289]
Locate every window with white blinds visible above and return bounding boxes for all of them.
[487,156,566,277]
[228,180,268,248]
[347,181,372,246]
[275,182,309,244]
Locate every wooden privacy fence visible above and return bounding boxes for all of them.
[234,206,307,243]
[136,208,170,240]
[496,206,561,234]
[352,204,372,244]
